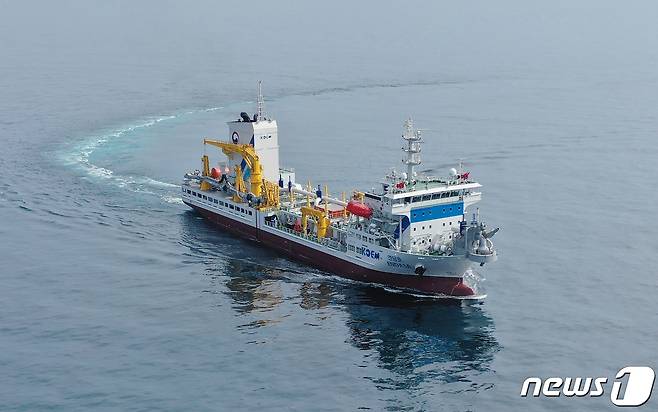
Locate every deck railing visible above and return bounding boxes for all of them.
[264,220,347,252]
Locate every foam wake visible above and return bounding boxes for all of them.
[60,108,223,201]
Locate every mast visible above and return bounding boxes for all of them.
[402,117,422,185]
[256,80,264,121]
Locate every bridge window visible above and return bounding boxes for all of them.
[431,193,441,200]
[441,192,449,198]
[422,194,431,201]
[412,196,422,202]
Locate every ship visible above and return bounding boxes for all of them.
[182,82,498,298]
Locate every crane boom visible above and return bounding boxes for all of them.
[203,139,264,197]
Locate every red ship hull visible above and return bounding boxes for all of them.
[186,203,475,297]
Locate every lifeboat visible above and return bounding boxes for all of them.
[346,200,373,218]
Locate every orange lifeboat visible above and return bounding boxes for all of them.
[210,167,221,179]
[346,200,373,218]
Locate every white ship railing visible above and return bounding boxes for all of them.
[264,220,347,252]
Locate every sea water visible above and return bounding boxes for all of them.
[1,1,657,411]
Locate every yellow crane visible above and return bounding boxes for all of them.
[301,206,331,239]
[200,139,279,208]
[202,139,263,196]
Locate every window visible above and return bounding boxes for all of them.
[443,223,446,226]
[441,192,448,198]
[429,225,432,228]
[422,226,425,230]
[187,189,191,194]
[203,195,207,200]
[214,199,218,204]
[413,227,416,231]
[431,193,441,200]
[249,211,252,216]
[422,194,431,201]
[449,222,452,225]
[229,204,234,210]
[412,196,422,202]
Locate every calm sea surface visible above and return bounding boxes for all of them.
[1,1,657,411]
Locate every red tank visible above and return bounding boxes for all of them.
[346,200,373,218]
[210,167,221,179]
